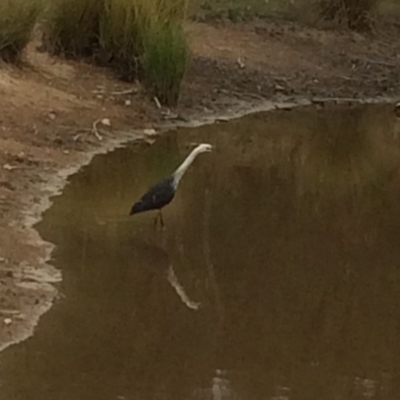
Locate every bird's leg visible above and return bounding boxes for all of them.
[153,210,165,231]
[159,209,165,230]
[154,212,160,230]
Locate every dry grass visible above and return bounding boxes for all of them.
[42,0,102,58]
[42,0,190,105]
[0,0,42,63]
[99,0,141,79]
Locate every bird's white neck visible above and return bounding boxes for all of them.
[172,147,205,188]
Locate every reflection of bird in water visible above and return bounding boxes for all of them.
[132,240,201,310]
[193,370,239,400]
[129,143,212,229]
[167,266,201,310]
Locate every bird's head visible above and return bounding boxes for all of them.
[194,143,213,154]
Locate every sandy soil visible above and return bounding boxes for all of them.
[0,19,400,351]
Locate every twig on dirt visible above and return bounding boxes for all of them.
[237,57,245,69]
[92,88,138,96]
[311,97,361,104]
[111,88,137,96]
[161,109,180,120]
[2,164,33,171]
[365,59,396,68]
[231,90,265,100]
[73,119,113,142]
[92,119,103,141]
[154,96,162,109]
[62,127,91,142]
[0,309,20,316]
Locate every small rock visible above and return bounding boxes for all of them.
[3,318,12,326]
[48,112,57,120]
[216,116,230,122]
[17,151,26,160]
[274,84,285,92]
[3,164,16,171]
[101,118,111,127]
[143,128,157,136]
[124,99,131,106]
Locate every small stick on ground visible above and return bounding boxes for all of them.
[110,88,137,96]
[92,120,103,141]
[154,96,162,109]
[91,88,137,96]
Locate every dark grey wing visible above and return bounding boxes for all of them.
[142,178,175,209]
[130,177,175,214]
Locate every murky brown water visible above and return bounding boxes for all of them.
[1,104,400,400]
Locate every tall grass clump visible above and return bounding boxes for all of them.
[100,0,190,105]
[135,0,190,105]
[99,0,141,80]
[140,22,188,106]
[42,0,103,57]
[0,0,42,63]
[43,0,190,105]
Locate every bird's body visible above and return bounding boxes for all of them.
[130,176,175,215]
[129,143,212,228]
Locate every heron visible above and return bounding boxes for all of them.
[129,143,212,228]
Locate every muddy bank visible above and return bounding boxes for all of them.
[1,18,400,352]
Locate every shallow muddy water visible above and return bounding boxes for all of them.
[1,104,400,400]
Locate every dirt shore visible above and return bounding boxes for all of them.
[0,19,399,351]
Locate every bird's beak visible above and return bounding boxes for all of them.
[395,102,400,118]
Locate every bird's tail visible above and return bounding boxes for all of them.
[129,201,143,215]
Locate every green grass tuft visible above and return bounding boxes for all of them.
[99,0,190,104]
[42,0,190,105]
[140,22,189,106]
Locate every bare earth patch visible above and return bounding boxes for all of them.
[0,19,400,350]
